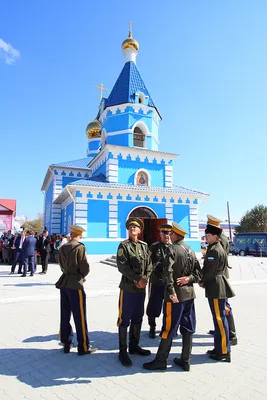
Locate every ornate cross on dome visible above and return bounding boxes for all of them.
[94,83,109,101]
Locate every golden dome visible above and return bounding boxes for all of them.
[122,30,139,51]
[86,119,101,139]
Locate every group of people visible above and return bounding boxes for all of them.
[1,229,71,277]
[56,214,237,371]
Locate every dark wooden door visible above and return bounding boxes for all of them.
[140,218,167,246]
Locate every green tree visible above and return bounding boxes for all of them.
[235,205,267,233]
[21,212,44,233]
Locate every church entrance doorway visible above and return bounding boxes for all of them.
[128,207,167,246]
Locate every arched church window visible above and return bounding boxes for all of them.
[138,92,145,104]
[133,126,145,147]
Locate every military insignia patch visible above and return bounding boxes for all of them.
[118,248,123,257]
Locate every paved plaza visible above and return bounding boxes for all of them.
[1,256,267,400]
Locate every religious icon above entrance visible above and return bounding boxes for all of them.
[136,171,148,186]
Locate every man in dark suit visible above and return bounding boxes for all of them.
[37,229,51,274]
[10,231,26,274]
[22,231,37,277]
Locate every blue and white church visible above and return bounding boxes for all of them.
[41,29,208,256]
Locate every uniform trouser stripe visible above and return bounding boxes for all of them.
[213,299,227,354]
[117,290,123,327]
[78,290,88,352]
[161,302,172,339]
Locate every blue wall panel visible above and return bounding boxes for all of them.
[118,201,165,238]
[84,241,120,255]
[118,159,164,186]
[87,200,109,238]
[62,177,81,188]
[184,240,201,253]
[92,163,106,178]
[173,204,190,238]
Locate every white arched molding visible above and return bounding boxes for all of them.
[127,206,158,220]
[132,121,148,148]
[134,168,151,186]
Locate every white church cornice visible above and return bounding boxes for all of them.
[99,103,161,124]
[88,144,178,174]
[41,165,92,192]
[54,182,209,205]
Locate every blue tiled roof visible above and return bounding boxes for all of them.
[53,158,90,168]
[68,179,208,196]
[105,62,155,108]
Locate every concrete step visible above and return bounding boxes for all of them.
[100,255,117,267]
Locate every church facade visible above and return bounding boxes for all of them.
[41,29,208,256]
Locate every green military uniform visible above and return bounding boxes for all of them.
[143,222,202,372]
[201,221,235,361]
[146,237,171,338]
[201,241,235,299]
[117,239,152,293]
[149,241,170,284]
[206,215,238,346]
[55,225,94,356]
[117,217,152,367]
[56,239,89,290]
[163,240,201,302]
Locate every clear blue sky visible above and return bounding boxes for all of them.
[0,0,266,223]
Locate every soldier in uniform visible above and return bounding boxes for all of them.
[199,222,235,362]
[206,215,238,346]
[117,217,153,367]
[56,224,96,356]
[143,222,202,372]
[146,224,172,338]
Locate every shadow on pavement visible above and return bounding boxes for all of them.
[23,331,214,350]
[3,283,55,287]
[0,344,211,388]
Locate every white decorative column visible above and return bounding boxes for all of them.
[51,204,61,233]
[75,191,88,236]
[164,166,173,187]
[109,200,118,238]
[165,202,173,224]
[189,205,199,239]
[106,158,118,183]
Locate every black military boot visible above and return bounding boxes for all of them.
[148,317,156,339]
[129,323,151,356]
[174,332,193,371]
[143,338,172,370]
[118,326,132,367]
[227,313,238,345]
[209,353,231,362]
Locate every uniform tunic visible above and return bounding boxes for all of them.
[160,239,202,339]
[56,239,91,353]
[201,241,235,355]
[117,239,152,327]
[146,241,170,319]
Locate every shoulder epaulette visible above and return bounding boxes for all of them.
[150,241,160,247]
[139,240,148,245]
[121,239,129,245]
